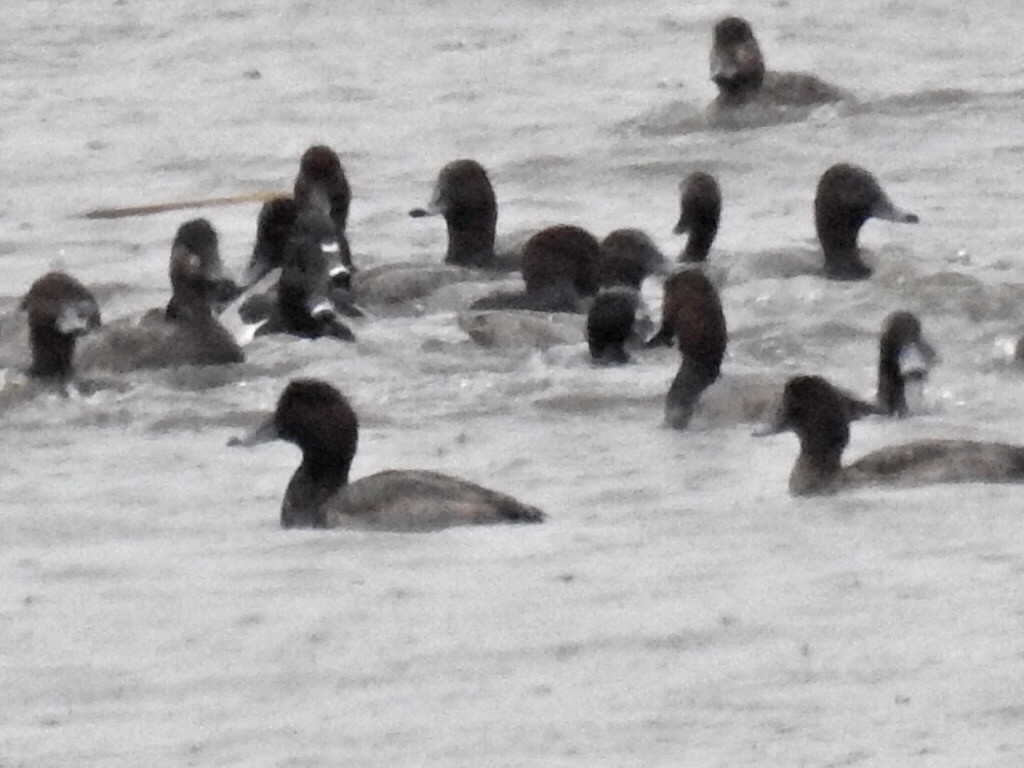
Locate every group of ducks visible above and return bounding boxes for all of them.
[8,15,1024,531]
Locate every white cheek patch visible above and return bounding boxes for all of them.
[321,241,340,255]
[329,265,350,279]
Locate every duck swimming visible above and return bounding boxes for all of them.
[762,375,1024,496]
[471,224,601,312]
[353,159,520,311]
[254,208,356,342]
[649,274,916,428]
[586,229,667,364]
[20,272,101,386]
[465,228,665,353]
[162,218,240,320]
[230,378,546,530]
[709,16,853,111]
[409,158,502,270]
[293,144,355,274]
[815,163,919,280]
[240,148,361,321]
[77,219,245,372]
[876,311,937,416]
[674,172,721,263]
[646,269,728,428]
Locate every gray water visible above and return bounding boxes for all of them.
[3,1,1024,765]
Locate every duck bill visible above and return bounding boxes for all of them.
[227,414,279,447]
[409,200,443,218]
[872,197,919,224]
[752,394,789,437]
[709,49,738,83]
[409,180,447,218]
[56,301,102,335]
[899,337,938,381]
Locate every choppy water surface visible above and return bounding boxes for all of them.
[3,1,1024,765]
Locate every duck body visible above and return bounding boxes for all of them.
[709,16,853,112]
[767,375,1024,496]
[232,379,545,531]
[78,220,245,372]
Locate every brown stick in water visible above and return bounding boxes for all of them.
[78,191,283,220]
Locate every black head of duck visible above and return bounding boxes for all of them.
[231,378,546,530]
[814,163,918,280]
[410,159,498,269]
[21,272,101,383]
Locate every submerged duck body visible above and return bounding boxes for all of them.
[232,378,546,531]
[765,375,1024,496]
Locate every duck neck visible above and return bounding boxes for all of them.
[789,447,844,496]
[277,285,324,336]
[680,221,718,263]
[877,349,906,416]
[282,456,351,529]
[28,326,75,382]
[665,359,720,429]
[819,219,872,280]
[166,287,215,322]
[445,207,496,268]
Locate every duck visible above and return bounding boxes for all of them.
[410,158,503,269]
[815,163,919,280]
[254,208,356,342]
[292,144,355,274]
[352,159,521,311]
[586,229,667,364]
[17,272,101,388]
[761,374,1024,496]
[239,148,362,322]
[709,16,854,112]
[876,311,937,416]
[646,269,728,428]
[230,378,546,530]
[465,228,667,353]
[649,274,920,428]
[674,172,721,264]
[77,219,245,372]
[470,224,602,312]
[161,218,240,320]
